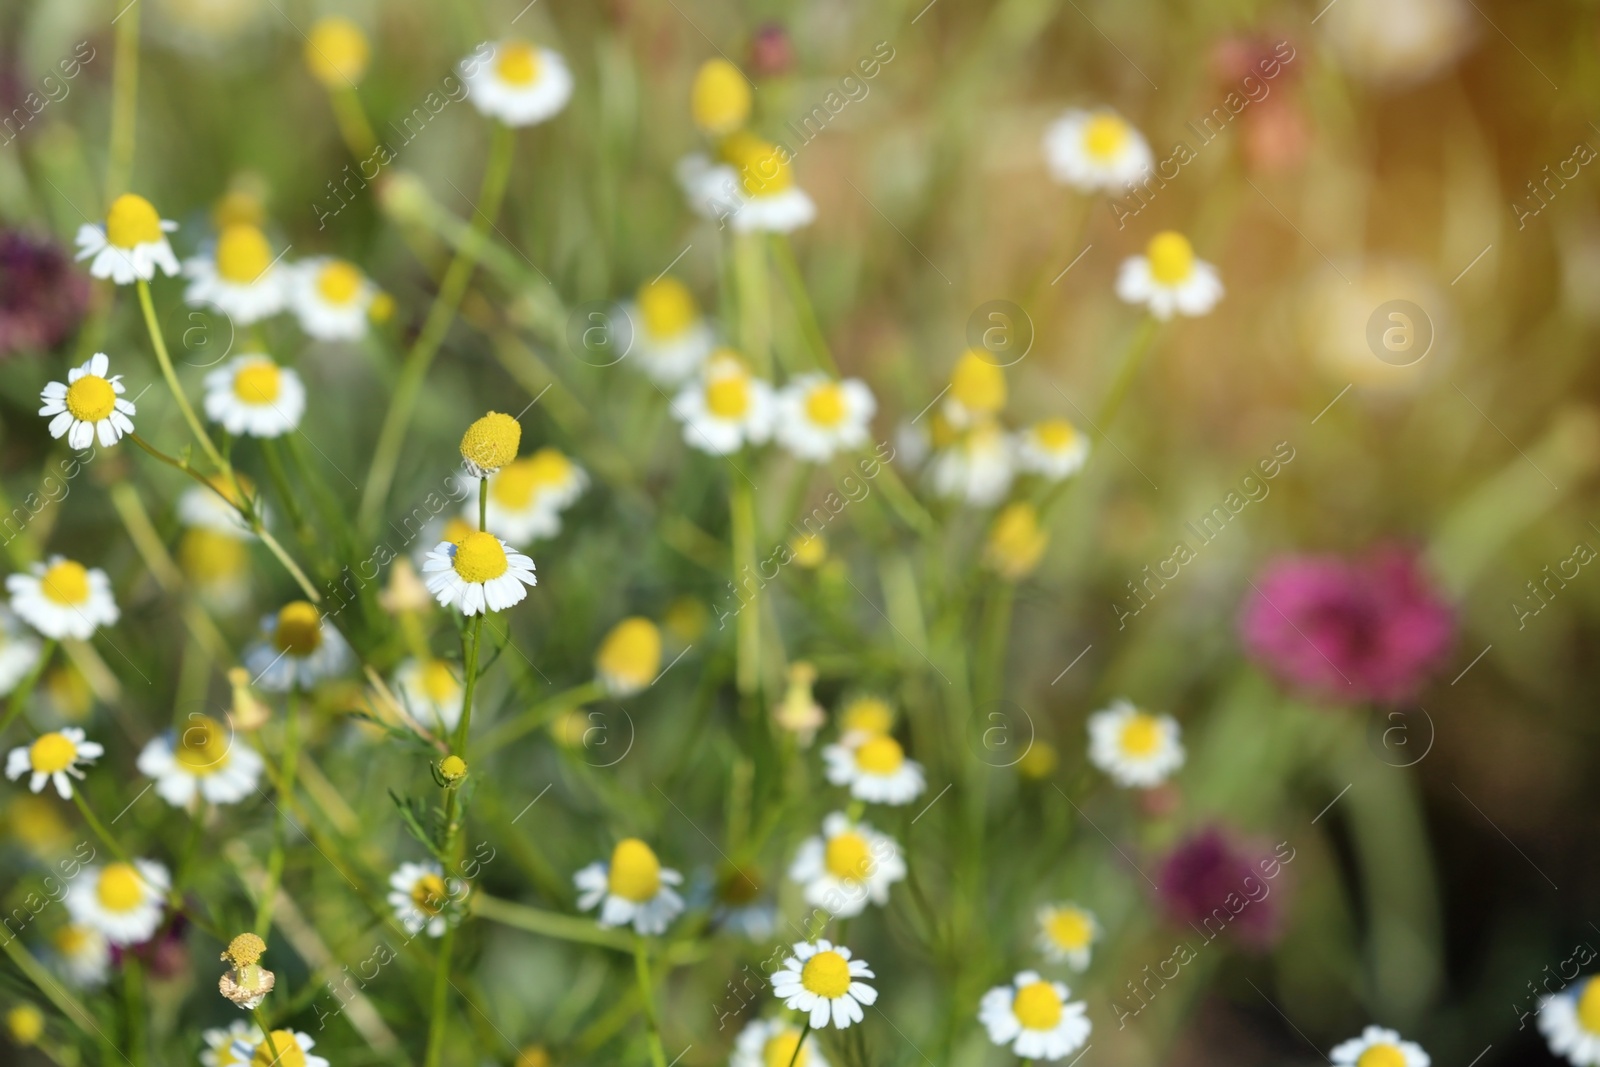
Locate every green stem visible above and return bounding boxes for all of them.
[360,121,516,531]
[106,2,140,201]
[785,1020,811,1067]
[136,280,227,472]
[123,957,145,1067]
[730,477,759,698]
[423,924,458,1067]
[734,231,770,375]
[70,790,130,865]
[251,1006,284,1066]
[0,639,54,740]
[255,688,300,935]
[1093,317,1159,433]
[771,235,837,375]
[454,615,485,756]
[633,937,669,1067]
[478,475,488,532]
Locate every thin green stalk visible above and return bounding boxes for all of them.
[734,231,770,374]
[974,581,1015,700]
[136,280,227,472]
[454,615,485,755]
[251,1007,284,1066]
[255,689,300,935]
[423,924,458,1067]
[70,790,130,865]
[174,802,209,891]
[1093,317,1160,433]
[123,957,145,1067]
[360,122,517,531]
[478,475,488,531]
[730,477,759,697]
[784,1020,812,1067]
[771,235,837,375]
[328,84,377,158]
[633,937,669,1067]
[0,639,54,739]
[106,2,140,200]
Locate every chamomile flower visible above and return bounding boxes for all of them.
[203,354,305,438]
[788,812,906,918]
[476,449,589,545]
[136,715,263,807]
[680,135,815,233]
[179,529,252,613]
[7,557,120,640]
[931,424,1016,506]
[1016,418,1090,480]
[711,867,777,941]
[690,58,752,138]
[200,1019,253,1067]
[1116,231,1224,320]
[775,375,877,461]
[74,193,179,284]
[1087,699,1185,788]
[822,733,925,806]
[243,601,352,692]
[388,861,461,938]
[422,532,538,616]
[393,658,465,733]
[730,1017,830,1067]
[574,838,686,935]
[177,474,262,540]
[978,971,1091,1061]
[1541,976,1600,1065]
[460,411,522,478]
[5,729,103,798]
[183,224,288,324]
[672,350,775,454]
[0,606,43,698]
[595,617,662,697]
[1035,903,1100,972]
[617,276,716,385]
[291,256,377,340]
[228,1030,329,1067]
[1043,108,1153,194]
[771,939,877,1029]
[461,40,573,126]
[39,352,136,449]
[66,860,169,945]
[50,923,110,988]
[1330,1026,1431,1067]
[942,351,1007,429]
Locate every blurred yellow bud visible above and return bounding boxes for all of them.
[595,617,662,696]
[790,532,827,568]
[776,661,825,745]
[460,412,521,476]
[985,502,1048,580]
[440,755,468,782]
[368,291,395,323]
[1017,739,1058,779]
[6,1003,43,1046]
[663,596,708,644]
[948,351,1006,420]
[691,59,752,136]
[839,695,894,737]
[227,667,271,732]
[306,17,370,88]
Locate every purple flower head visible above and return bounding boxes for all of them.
[0,230,89,357]
[1239,546,1453,705]
[1156,827,1283,948]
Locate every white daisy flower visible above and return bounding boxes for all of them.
[65,860,169,946]
[38,352,136,450]
[730,1017,830,1067]
[615,276,715,385]
[6,556,120,641]
[1116,231,1224,320]
[1087,699,1184,788]
[788,812,906,918]
[978,970,1091,1061]
[930,424,1015,507]
[392,657,465,734]
[1035,903,1100,972]
[388,860,462,938]
[1330,1026,1431,1067]
[421,532,538,616]
[770,939,877,1030]
[1541,977,1600,1066]
[73,194,179,285]
[1015,418,1090,481]
[203,354,305,438]
[671,351,775,455]
[461,40,573,126]
[177,474,262,540]
[6,728,103,799]
[574,838,685,936]
[474,448,588,546]
[200,1019,253,1067]
[679,136,816,233]
[183,223,288,324]
[1042,108,1153,194]
[822,733,925,806]
[775,375,877,462]
[0,606,44,698]
[291,256,377,341]
[50,923,110,989]
[135,715,264,807]
[228,1029,329,1067]
[242,601,352,692]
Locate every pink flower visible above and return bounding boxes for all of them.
[1240,547,1453,705]
[1156,827,1283,948]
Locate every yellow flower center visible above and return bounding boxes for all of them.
[596,617,662,687]
[799,950,852,999]
[96,863,146,913]
[855,735,905,774]
[216,224,273,283]
[273,601,324,656]
[1046,908,1093,950]
[439,755,467,781]
[762,1032,809,1067]
[1083,113,1130,160]
[496,42,542,87]
[987,502,1047,579]
[1034,418,1078,451]
[441,517,476,545]
[637,276,698,339]
[420,660,460,704]
[1579,979,1600,1034]
[949,352,1005,414]
[233,360,282,404]
[65,376,116,422]
[225,932,266,966]
[6,1005,43,1047]
[306,17,369,87]
[790,533,827,568]
[842,697,893,736]
[1146,231,1196,285]
[805,383,847,428]
[252,1031,307,1067]
[491,449,573,510]
[40,561,91,606]
[451,531,509,584]
[691,58,752,135]
[180,529,248,583]
[1012,980,1064,1030]
[706,375,751,419]
[460,412,522,473]
[53,924,92,955]
[1119,713,1162,757]
[28,732,77,774]
[824,831,874,882]
[1356,1046,1406,1067]
[411,873,449,915]
[317,260,363,305]
[175,716,231,775]
[105,194,163,249]
[607,838,662,903]
[735,140,794,197]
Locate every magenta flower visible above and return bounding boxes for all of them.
[0,230,89,357]
[1156,827,1284,948]
[1240,547,1453,705]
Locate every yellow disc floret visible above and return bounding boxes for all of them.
[1146,231,1196,285]
[735,140,794,197]
[637,276,699,339]
[596,617,662,690]
[1034,418,1079,452]
[216,224,273,283]
[451,532,510,584]
[181,529,248,583]
[411,873,448,915]
[460,412,522,474]
[1119,713,1162,757]
[1046,907,1093,950]
[273,601,324,656]
[706,375,751,419]
[691,58,752,136]
[105,194,163,249]
[1012,980,1064,1030]
[1580,979,1600,1034]
[439,755,467,782]
[855,735,905,774]
[252,1030,307,1067]
[233,360,281,404]
[841,696,893,736]
[799,950,851,998]
[824,831,874,882]
[496,41,542,87]
[607,838,663,902]
[317,260,363,305]
[306,17,370,88]
[40,561,90,606]
[805,382,847,427]
[1083,113,1129,160]
[762,1031,809,1067]
[1356,1047,1406,1067]
[421,661,460,703]
[28,732,77,774]
[224,932,267,967]
[65,376,116,423]
[175,716,231,774]
[986,502,1048,581]
[950,351,1006,416]
[96,863,145,912]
